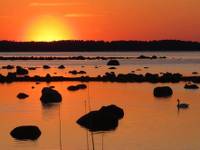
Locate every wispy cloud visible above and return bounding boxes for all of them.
[30,2,84,7]
[64,13,105,18]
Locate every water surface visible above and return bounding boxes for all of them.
[0,51,200,150]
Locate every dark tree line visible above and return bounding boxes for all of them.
[0,40,200,52]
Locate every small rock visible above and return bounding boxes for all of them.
[43,65,50,69]
[10,125,41,140]
[184,83,199,89]
[40,87,62,103]
[107,60,120,66]
[16,66,29,75]
[192,72,198,75]
[2,65,14,69]
[58,65,65,69]
[153,86,173,97]
[17,93,29,99]
[28,67,36,70]
[109,67,116,70]
[67,84,87,91]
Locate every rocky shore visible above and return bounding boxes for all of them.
[0,72,200,83]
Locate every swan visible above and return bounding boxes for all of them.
[177,99,189,109]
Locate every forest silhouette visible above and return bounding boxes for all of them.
[0,40,200,52]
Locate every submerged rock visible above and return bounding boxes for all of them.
[10,125,41,140]
[16,66,29,75]
[2,65,14,69]
[137,55,166,59]
[108,67,117,70]
[28,67,36,70]
[192,72,198,75]
[69,70,86,75]
[58,65,65,69]
[153,86,173,97]
[77,105,124,131]
[184,83,199,89]
[67,85,78,91]
[77,84,87,89]
[67,84,87,91]
[40,87,62,103]
[17,93,29,99]
[43,65,50,69]
[107,60,120,66]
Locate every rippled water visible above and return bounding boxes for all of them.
[0,51,200,150]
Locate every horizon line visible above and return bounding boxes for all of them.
[0,39,200,43]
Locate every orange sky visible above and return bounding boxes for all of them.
[0,0,200,41]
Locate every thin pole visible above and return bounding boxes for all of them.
[91,132,95,150]
[59,104,63,150]
[101,133,104,150]
[85,100,89,150]
[87,82,91,111]
[87,82,95,150]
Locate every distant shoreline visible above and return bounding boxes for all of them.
[0,55,167,60]
[0,40,200,52]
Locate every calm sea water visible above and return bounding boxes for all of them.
[0,51,200,150]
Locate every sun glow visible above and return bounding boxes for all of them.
[26,16,72,41]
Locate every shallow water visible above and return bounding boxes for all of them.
[0,52,200,150]
[0,51,200,76]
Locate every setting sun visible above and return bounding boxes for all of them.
[25,16,72,42]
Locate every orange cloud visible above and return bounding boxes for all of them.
[64,13,105,18]
[29,2,85,7]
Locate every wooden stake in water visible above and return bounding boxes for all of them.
[85,100,90,150]
[59,104,63,150]
[87,82,95,150]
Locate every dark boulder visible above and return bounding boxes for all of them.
[69,70,78,75]
[79,71,86,74]
[69,70,86,75]
[153,86,173,97]
[40,87,62,103]
[137,55,149,59]
[2,65,14,69]
[151,55,157,59]
[45,73,51,82]
[16,66,29,75]
[10,125,41,140]
[184,83,199,89]
[192,72,198,75]
[99,105,124,119]
[77,105,124,131]
[58,65,65,69]
[107,60,120,66]
[17,93,29,99]
[67,85,78,91]
[67,84,87,91]
[28,67,36,70]
[77,84,87,89]
[43,65,50,69]
[109,67,116,70]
